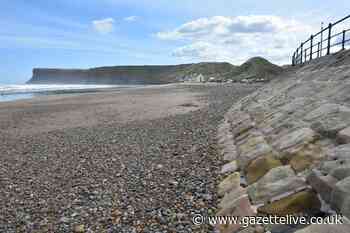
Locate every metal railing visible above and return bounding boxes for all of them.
[292,14,350,65]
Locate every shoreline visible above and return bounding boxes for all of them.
[0,82,236,103]
[0,83,259,232]
[0,84,147,103]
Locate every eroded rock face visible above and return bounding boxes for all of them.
[247,166,307,204]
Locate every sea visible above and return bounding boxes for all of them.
[0,84,131,102]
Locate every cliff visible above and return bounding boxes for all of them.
[28,65,191,85]
[27,59,282,85]
[224,57,283,81]
[27,63,234,85]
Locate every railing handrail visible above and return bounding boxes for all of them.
[292,14,350,65]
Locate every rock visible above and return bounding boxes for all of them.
[218,186,247,209]
[221,146,239,162]
[337,126,350,144]
[265,224,304,233]
[245,154,282,184]
[247,166,307,204]
[254,225,265,233]
[217,120,234,145]
[235,129,263,147]
[272,129,324,167]
[218,134,234,145]
[311,118,349,138]
[304,103,341,121]
[218,172,241,196]
[272,128,318,153]
[330,164,350,180]
[221,161,238,174]
[73,224,85,233]
[289,151,315,173]
[326,144,350,160]
[218,139,234,150]
[168,179,179,186]
[331,177,350,218]
[321,158,350,174]
[218,120,231,134]
[236,227,257,233]
[258,190,321,216]
[307,170,338,203]
[228,111,251,129]
[293,223,350,233]
[217,195,256,233]
[279,97,310,113]
[258,111,285,132]
[320,160,340,174]
[238,135,265,150]
[231,119,255,138]
[237,136,273,170]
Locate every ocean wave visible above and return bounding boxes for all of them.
[0,84,120,95]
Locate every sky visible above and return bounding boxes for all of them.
[0,0,349,84]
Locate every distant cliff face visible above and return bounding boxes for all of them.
[27,59,282,85]
[28,65,192,85]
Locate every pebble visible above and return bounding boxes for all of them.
[73,224,85,233]
[0,84,259,233]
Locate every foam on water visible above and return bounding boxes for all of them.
[0,84,118,95]
[0,84,129,102]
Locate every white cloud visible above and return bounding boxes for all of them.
[157,15,315,64]
[172,42,233,61]
[124,16,138,22]
[92,18,115,34]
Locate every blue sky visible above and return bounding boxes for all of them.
[0,0,348,83]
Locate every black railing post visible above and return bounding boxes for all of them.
[297,48,300,64]
[300,43,304,63]
[327,23,332,55]
[342,30,346,50]
[310,35,314,60]
[317,42,321,58]
[304,49,307,62]
[292,52,295,66]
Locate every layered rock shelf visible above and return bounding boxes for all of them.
[216,50,350,233]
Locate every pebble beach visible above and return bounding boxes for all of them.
[0,84,259,233]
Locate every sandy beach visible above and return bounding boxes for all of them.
[0,83,259,233]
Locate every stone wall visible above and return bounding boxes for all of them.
[216,50,350,233]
